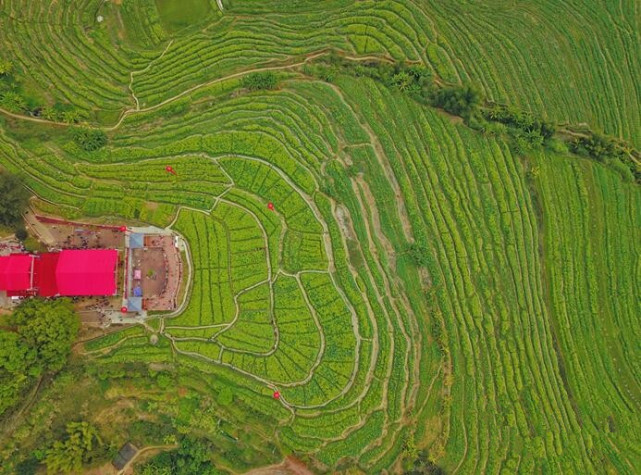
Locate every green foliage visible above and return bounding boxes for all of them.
[483,104,556,140]
[44,422,103,473]
[72,127,108,152]
[306,53,431,100]
[431,84,481,118]
[0,332,33,414]
[0,170,30,230]
[15,227,28,241]
[0,58,13,76]
[241,72,278,91]
[0,90,27,113]
[406,243,432,268]
[11,298,80,373]
[137,436,217,475]
[217,387,233,406]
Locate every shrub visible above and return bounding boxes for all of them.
[431,85,481,118]
[15,227,28,241]
[72,128,108,151]
[241,72,278,91]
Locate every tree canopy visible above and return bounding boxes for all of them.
[138,436,218,475]
[431,85,481,118]
[0,299,79,415]
[12,298,79,373]
[72,127,108,152]
[0,170,30,230]
[44,422,103,473]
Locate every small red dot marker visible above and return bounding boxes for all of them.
[120,306,128,314]
[273,391,280,399]
[119,226,127,232]
[165,165,176,175]
[267,202,275,211]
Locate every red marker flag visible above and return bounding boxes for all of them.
[165,165,176,175]
[273,391,280,399]
[267,202,275,211]
[119,226,127,232]
[120,306,128,314]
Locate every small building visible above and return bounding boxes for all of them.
[112,442,138,471]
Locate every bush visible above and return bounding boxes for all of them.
[431,85,481,118]
[72,128,108,151]
[15,227,28,241]
[241,72,278,91]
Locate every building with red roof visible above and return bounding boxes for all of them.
[0,249,118,297]
[0,254,34,294]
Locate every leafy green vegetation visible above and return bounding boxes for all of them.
[241,72,278,91]
[72,128,108,152]
[0,299,79,415]
[44,422,105,473]
[0,170,30,231]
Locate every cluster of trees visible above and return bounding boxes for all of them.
[571,132,626,161]
[72,127,108,152]
[483,104,555,139]
[0,170,30,233]
[304,52,432,100]
[430,85,481,119]
[43,421,105,473]
[241,72,278,91]
[0,299,79,415]
[570,132,640,183]
[137,436,219,475]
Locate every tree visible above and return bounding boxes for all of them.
[431,85,481,118]
[15,227,28,241]
[72,127,108,152]
[44,422,103,473]
[0,331,34,414]
[12,298,79,373]
[0,170,30,230]
[138,436,217,475]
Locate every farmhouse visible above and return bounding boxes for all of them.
[0,249,118,297]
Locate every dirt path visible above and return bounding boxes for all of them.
[117,444,178,475]
[244,456,313,475]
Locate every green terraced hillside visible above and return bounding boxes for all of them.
[0,1,639,473]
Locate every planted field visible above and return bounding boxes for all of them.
[0,1,639,473]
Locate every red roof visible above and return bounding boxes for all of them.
[55,250,118,296]
[33,253,60,297]
[0,250,118,297]
[0,254,33,291]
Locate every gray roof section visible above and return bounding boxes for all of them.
[127,296,143,312]
[129,233,145,249]
[112,442,138,470]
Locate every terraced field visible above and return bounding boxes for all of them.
[0,0,639,473]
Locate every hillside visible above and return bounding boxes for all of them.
[0,1,639,473]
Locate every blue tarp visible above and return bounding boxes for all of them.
[133,286,143,297]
